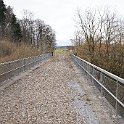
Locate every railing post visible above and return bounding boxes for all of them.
[86,63,89,82]
[100,72,103,96]
[92,67,94,83]
[24,59,26,71]
[33,57,35,67]
[115,81,119,115]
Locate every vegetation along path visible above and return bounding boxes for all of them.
[0,50,124,124]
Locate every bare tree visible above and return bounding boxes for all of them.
[19,10,34,44]
[77,9,100,62]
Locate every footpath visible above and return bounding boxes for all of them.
[0,52,123,124]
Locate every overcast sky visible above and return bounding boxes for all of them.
[4,0,124,46]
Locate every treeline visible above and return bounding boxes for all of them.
[73,9,124,78]
[0,1,22,42]
[0,0,56,56]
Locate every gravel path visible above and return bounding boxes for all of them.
[0,53,123,124]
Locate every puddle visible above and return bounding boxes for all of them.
[68,81,99,124]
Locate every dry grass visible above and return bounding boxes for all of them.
[0,40,41,63]
[55,48,67,55]
[0,40,16,56]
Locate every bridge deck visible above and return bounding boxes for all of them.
[0,53,123,124]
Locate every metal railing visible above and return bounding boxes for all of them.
[0,53,52,85]
[71,54,124,118]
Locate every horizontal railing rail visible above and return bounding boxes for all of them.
[71,54,124,118]
[0,53,52,84]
